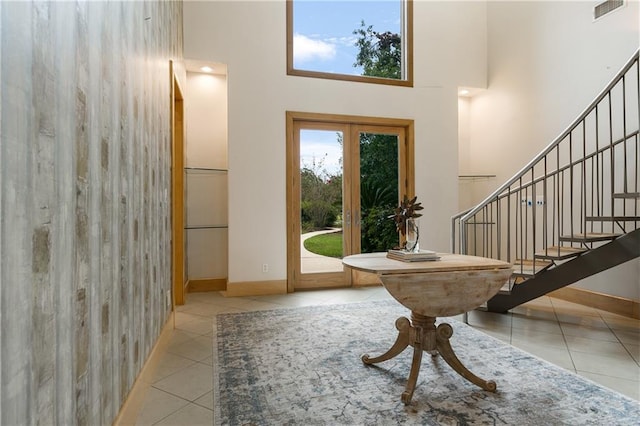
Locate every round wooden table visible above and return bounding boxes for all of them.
[342,252,512,405]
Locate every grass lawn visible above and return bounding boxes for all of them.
[304,231,343,258]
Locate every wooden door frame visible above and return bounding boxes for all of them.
[286,111,415,293]
[171,61,186,306]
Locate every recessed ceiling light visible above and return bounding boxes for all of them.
[459,89,470,96]
[200,66,214,73]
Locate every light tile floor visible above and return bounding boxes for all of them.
[126,287,640,425]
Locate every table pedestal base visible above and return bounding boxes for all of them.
[362,312,497,405]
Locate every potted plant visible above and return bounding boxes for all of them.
[389,195,423,252]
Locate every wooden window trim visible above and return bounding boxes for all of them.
[286,0,414,88]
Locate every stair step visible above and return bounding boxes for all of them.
[512,259,553,278]
[586,216,640,222]
[497,281,511,294]
[534,246,587,260]
[558,232,620,243]
[612,192,640,199]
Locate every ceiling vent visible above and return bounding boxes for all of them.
[594,0,625,20]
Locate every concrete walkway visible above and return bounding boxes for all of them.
[301,228,343,273]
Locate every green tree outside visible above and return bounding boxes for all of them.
[354,21,402,80]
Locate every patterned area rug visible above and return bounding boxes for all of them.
[213,300,639,425]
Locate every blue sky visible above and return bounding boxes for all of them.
[300,129,344,178]
[293,1,401,75]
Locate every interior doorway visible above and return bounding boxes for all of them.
[286,112,415,291]
[171,62,186,306]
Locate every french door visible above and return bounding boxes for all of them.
[286,112,414,291]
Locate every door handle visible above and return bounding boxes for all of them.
[345,210,351,227]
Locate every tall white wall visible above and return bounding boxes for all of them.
[184,1,488,286]
[467,1,639,300]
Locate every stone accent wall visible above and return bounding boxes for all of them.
[0,1,183,424]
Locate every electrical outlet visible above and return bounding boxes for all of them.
[262,263,269,273]
[521,197,544,207]
[166,290,171,308]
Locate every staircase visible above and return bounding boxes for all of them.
[452,49,640,314]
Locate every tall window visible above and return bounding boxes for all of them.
[287,0,413,87]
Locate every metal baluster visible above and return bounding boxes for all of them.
[609,91,615,225]
[531,169,535,271]
[543,156,549,257]
[582,120,587,235]
[595,105,601,221]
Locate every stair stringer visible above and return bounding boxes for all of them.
[486,228,640,313]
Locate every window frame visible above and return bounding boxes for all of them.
[286,0,413,87]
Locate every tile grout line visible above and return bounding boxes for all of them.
[598,309,640,369]
[550,297,579,374]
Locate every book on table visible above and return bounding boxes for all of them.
[386,249,441,262]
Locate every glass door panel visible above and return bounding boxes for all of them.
[349,126,404,286]
[300,129,344,275]
[358,131,400,254]
[292,121,350,290]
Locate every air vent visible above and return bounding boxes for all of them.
[594,0,624,20]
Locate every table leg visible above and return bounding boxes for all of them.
[363,313,496,405]
[399,313,437,405]
[435,323,497,392]
[401,336,423,405]
[362,317,411,364]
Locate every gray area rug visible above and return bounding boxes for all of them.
[213,300,639,425]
